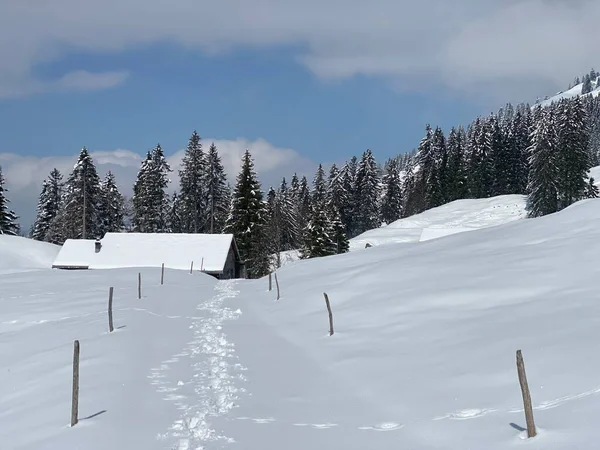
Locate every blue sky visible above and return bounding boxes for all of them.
[1,0,597,229]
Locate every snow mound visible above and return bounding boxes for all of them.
[228,198,600,449]
[0,235,60,274]
[351,194,526,249]
[537,82,600,108]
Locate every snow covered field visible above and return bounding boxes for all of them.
[4,197,600,448]
[350,193,527,250]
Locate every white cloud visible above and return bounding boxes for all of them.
[0,138,317,231]
[0,0,598,100]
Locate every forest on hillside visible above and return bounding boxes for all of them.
[1,71,600,277]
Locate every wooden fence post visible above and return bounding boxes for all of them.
[161,263,165,285]
[71,340,80,427]
[269,273,272,291]
[201,257,204,272]
[190,261,194,274]
[516,350,536,438]
[323,293,334,336]
[108,287,114,333]
[138,272,141,299]
[274,273,280,300]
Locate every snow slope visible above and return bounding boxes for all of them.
[350,193,526,249]
[538,81,600,108]
[6,197,600,449]
[222,198,600,449]
[0,235,60,274]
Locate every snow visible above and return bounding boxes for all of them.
[0,235,60,274]
[53,232,236,272]
[350,194,526,249]
[537,82,600,108]
[6,196,600,448]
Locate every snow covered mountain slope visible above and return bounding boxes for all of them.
[0,235,60,274]
[224,198,600,449]
[538,81,600,107]
[350,193,526,250]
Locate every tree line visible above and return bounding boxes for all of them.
[1,73,599,277]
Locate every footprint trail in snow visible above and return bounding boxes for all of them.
[152,280,246,449]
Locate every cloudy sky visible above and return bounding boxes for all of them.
[1,0,598,229]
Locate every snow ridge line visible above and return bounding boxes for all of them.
[151,280,246,449]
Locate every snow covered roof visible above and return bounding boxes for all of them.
[52,233,239,272]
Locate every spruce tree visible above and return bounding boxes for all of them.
[526,108,559,218]
[586,177,599,198]
[168,192,184,233]
[446,127,468,201]
[98,171,125,237]
[555,97,591,209]
[205,142,230,233]
[54,147,101,240]
[32,168,63,242]
[380,158,403,224]
[133,144,171,232]
[0,165,19,236]
[582,74,593,95]
[179,131,206,233]
[300,205,336,259]
[328,162,353,235]
[354,149,381,234]
[224,149,270,278]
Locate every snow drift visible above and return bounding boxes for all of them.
[0,235,60,274]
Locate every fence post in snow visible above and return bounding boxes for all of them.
[108,287,114,333]
[71,340,80,427]
[269,272,272,291]
[323,293,334,336]
[138,273,141,299]
[190,261,194,274]
[161,263,165,285]
[274,273,280,300]
[516,350,536,438]
[201,257,204,272]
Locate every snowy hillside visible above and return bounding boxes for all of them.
[351,194,526,249]
[0,235,60,274]
[538,80,600,108]
[5,197,600,448]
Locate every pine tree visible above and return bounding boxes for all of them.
[328,162,353,235]
[179,131,206,233]
[297,175,311,230]
[585,177,599,198]
[205,142,230,233]
[277,178,301,250]
[97,171,125,237]
[0,165,19,235]
[354,149,381,234]
[327,202,349,254]
[312,164,327,206]
[300,205,336,259]
[52,147,101,240]
[133,144,171,232]
[31,168,63,242]
[224,149,270,278]
[380,158,403,224]
[582,74,593,95]
[526,108,559,218]
[446,127,468,201]
[555,97,590,209]
[426,127,447,207]
[168,192,184,233]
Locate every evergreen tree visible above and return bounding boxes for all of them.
[526,108,559,218]
[327,202,349,254]
[328,162,353,235]
[312,164,327,206]
[297,175,311,231]
[582,74,593,95]
[277,178,301,250]
[205,142,229,233]
[52,147,101,240]
[446,127,468,201]
[133,144,171,232]
[0,165,19,235]
[31,168,63,242]
[168,192,184,233]
[97,171,125,237]
[380,158,403,224]
[426,127,447,207]
[555,97,590,209]
[178,131,206,233]
[354,149,381,234]
[586,177,599,198]
[224,150,270,278]
[300,205,336,259]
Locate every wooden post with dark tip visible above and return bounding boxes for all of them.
[161,263,165,285]
[274,273,280,300]
[516,349,536,438]
[324,293,334,336]
[71,340,80,427]
[190,261,194,274]
[138,272,141,299]
[269,272,272,291]
[108,287,114,333]
[201,257,204,272]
